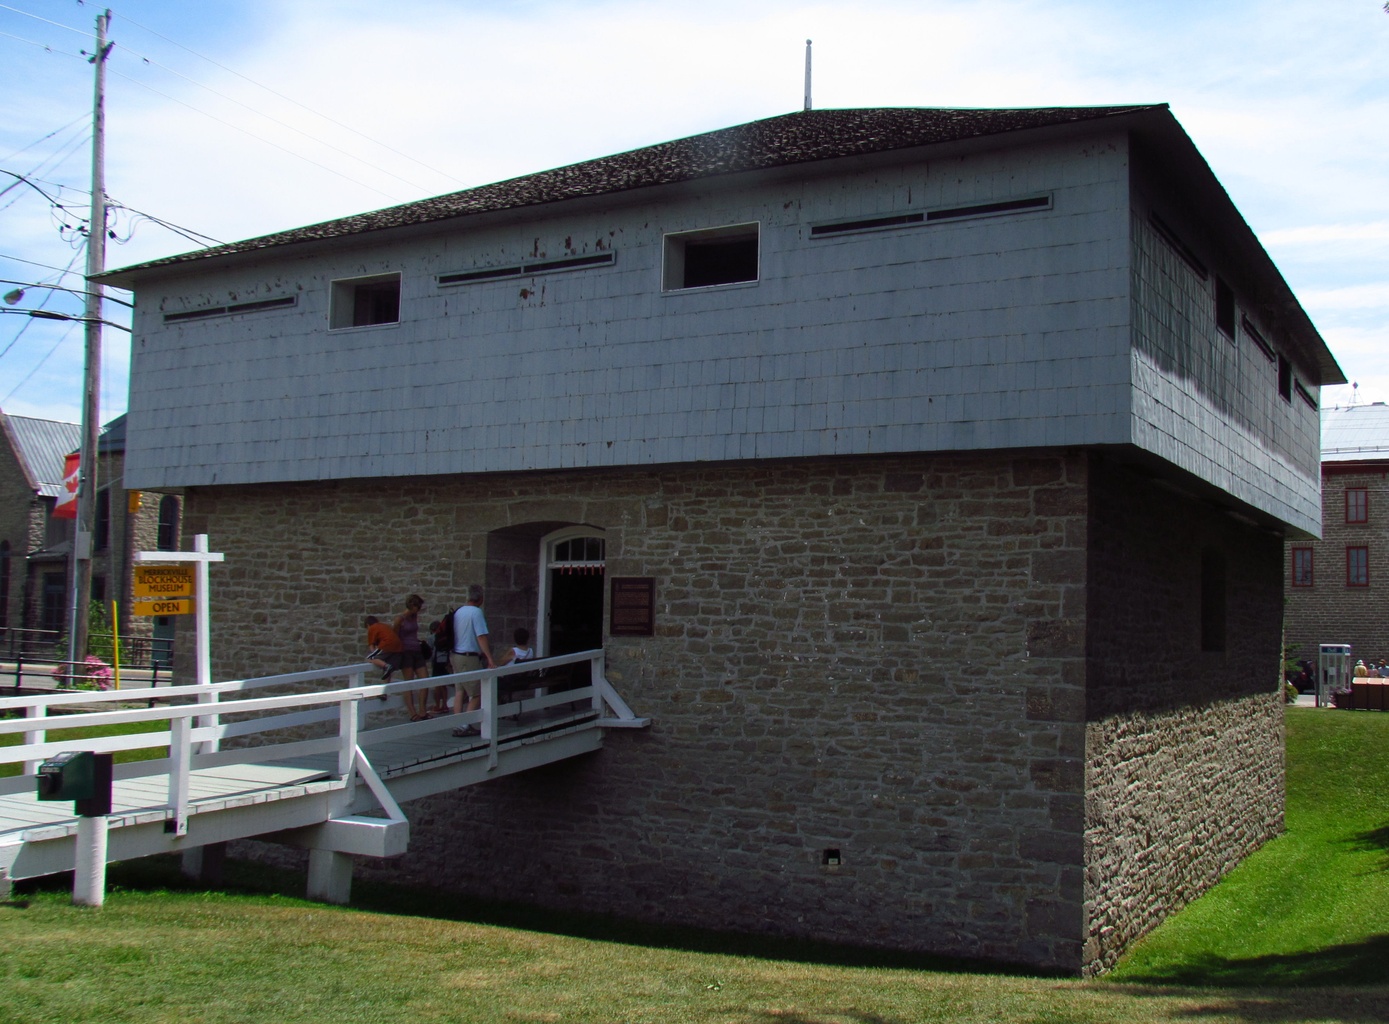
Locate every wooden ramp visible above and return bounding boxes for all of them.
[0,651,648,903]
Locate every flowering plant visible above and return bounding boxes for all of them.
[51,655,115,691]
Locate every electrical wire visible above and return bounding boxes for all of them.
[115,45,442,196]
[108,67,404,202]
[0,112,88,164]
[116,11,466,189]
[0,318,78,406]
[0,247,85,363]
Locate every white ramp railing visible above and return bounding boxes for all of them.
[0,650,647,833]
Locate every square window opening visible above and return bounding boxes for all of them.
[664,224,759,290]
[330,273,401,329]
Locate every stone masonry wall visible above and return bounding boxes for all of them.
[1082,457,1284,974]
[194,451,1092,970]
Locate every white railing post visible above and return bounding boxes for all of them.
[22,703,45,776]
[591,652,606,715]
[482,673,499,770]
[338,697,358,780]
[196,687,220,755]
[351,667,371,729]
[167,714,191,836]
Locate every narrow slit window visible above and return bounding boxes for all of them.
[1149,213,1208,279]
[438,252,614,287]
[664,223,759,290]
[163,295,296,324]
[925,195,1051,222]
[810,213,924,237]
[1278,355,1293,402]
[1241,315,1276,362]
[1200,550,1227,652]
[1215,276,1235,339]
[330,273,400,329]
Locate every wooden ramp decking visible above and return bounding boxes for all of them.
[0,652,647,902]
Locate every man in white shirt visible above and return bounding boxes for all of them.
[450,584,494,721]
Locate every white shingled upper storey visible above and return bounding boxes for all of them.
[101,106,1341,536]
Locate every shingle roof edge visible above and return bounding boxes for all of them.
[100,104,1163,281]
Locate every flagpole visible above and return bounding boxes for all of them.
[67,8,112,671]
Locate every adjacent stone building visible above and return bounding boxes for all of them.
[0,412,183,662]
[0,412,80,649]
[1284,402,1389,665]
[99,105,1342,974]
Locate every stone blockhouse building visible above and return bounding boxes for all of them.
[0,412,80,648]
[1284,403,1389,665]
[100,105,1342,974]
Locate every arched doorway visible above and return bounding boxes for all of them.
[538,527,605,660]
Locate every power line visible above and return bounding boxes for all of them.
[113,43,443,196]
[108,67,404,202]
[0,111,88,164]
[117,11,467,189]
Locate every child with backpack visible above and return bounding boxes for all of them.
[427,619,454,716]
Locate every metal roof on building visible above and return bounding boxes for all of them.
[3,413,80,497]
[1322,403,1389,464]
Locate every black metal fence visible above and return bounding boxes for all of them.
[0,626,175,693]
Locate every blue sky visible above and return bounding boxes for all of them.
[1,0,1387,425]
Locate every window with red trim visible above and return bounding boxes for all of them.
[1347,546,1369,587]
[1346,488,1369,524]
[1292,548,1313,588]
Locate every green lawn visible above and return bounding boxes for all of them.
[0,708,1386,1023]
[1110,708,1389,987]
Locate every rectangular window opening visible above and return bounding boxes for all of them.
[1215,276,1235,340]
[1348,546,1370,587]
[1278,355,1293,402]
[1292,547,1314,588]
[664,223,759,291]
[1347,488,1369,524]
[330,273,401,329]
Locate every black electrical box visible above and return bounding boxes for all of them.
[36,751,113,816]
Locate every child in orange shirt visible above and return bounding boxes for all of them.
[364,615,403,681]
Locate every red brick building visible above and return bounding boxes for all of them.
[1285,403,1389,666]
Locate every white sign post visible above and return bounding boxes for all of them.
[133,534,224,688]
[133,535,224,851]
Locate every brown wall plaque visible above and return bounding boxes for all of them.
[610,577,655,637]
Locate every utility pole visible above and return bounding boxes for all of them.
[68,9,112,670]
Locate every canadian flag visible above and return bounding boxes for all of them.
[53,452,79,519]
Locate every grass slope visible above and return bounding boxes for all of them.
[0,708,1386,1023]
[1110,708,1389,987]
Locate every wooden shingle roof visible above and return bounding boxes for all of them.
[102,105,1161,279]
